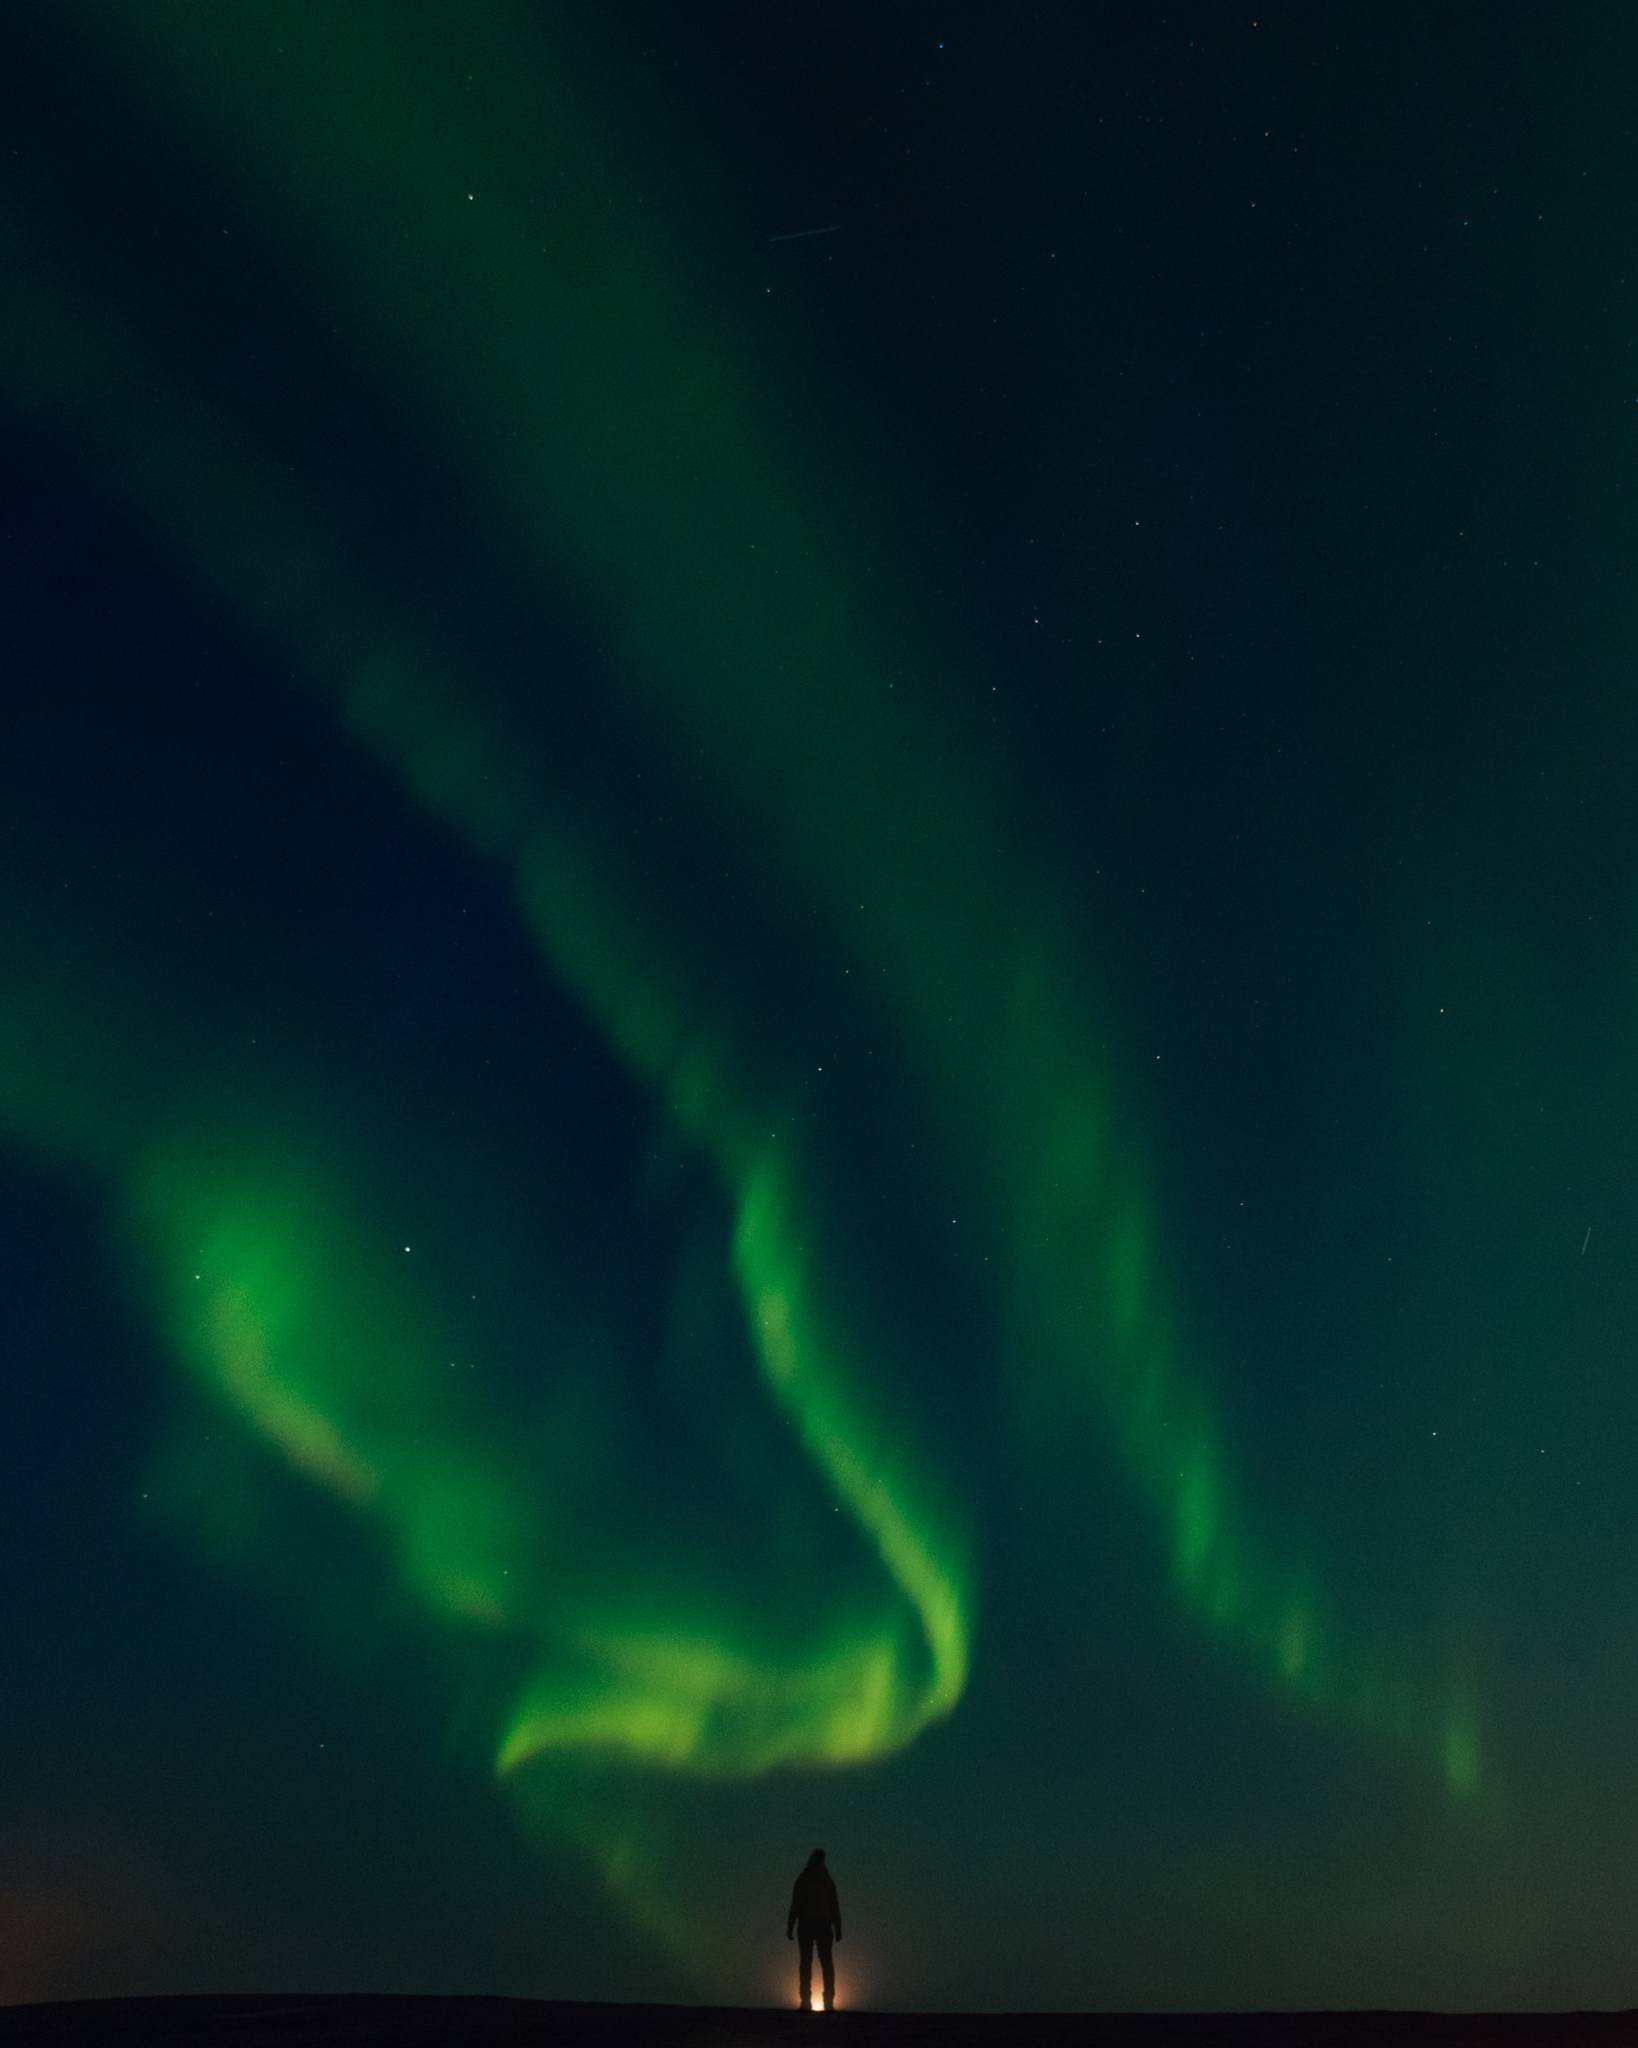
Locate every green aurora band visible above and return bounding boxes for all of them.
[0,0,1483,1973]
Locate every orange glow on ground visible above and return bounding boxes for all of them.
[778,1959,853,2012]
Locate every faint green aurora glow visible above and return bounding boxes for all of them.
[0,209,973,1787]
[0,4,1488,1962]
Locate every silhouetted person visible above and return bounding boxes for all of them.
[786,1847,842,2011]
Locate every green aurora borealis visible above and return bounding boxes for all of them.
[4,1,1638,2014]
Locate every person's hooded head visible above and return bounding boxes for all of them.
[807,1848,826,1868]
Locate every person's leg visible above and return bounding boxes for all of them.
[815,1924,835,2011]
[797,1923,814,2009]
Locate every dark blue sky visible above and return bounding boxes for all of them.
[3,3,1637,2014]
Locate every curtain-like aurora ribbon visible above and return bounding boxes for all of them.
[0,0,1485,1987]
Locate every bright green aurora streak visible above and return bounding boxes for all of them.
[0,0,1483,1979]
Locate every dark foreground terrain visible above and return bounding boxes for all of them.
[2,1998,1635,2048]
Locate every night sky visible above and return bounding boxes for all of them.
[3,1,1637,2017]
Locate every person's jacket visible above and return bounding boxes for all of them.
[788,1863,841,1935]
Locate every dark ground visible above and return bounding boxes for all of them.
[2,1999,1635,2048]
